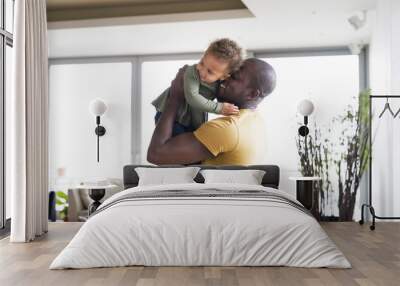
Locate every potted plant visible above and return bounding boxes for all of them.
[56,191,69,221]
[296,90,371,221]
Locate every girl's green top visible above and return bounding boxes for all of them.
[151,64,223,129]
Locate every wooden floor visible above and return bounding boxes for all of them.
[0,222,399,286]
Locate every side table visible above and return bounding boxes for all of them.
[77,184,117,216]
[289,176,321,218]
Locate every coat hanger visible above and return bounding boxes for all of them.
[379,98,395,118]
[394,106,400,118]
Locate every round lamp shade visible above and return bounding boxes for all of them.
[297,99,314,116]
[89,99,107,116]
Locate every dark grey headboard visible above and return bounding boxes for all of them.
[123,165,280,189]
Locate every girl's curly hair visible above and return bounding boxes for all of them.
[206,38,244,74]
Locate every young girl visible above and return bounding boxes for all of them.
[152,38,244,136]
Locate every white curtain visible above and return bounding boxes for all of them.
[8,0,49,242]
[369,0,400,220]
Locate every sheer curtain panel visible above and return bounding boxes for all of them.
[8,0,49,242]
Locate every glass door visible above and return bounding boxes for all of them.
[1,0,14,231]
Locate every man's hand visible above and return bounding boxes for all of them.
[221,102,240,116]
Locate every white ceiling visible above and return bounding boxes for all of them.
[48,0,377,58]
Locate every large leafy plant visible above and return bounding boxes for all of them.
[296,90,370,220]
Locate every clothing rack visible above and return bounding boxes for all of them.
[360,95,400,230]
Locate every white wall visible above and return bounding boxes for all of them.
[49,62,132,188]
[368,0,400,217]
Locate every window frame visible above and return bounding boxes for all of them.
[254,47,368,91]
[0,0,14,235]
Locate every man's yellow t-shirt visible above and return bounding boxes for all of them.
[193,109,266,165]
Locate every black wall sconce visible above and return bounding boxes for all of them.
[297,99,315,137]
[89,99,107,162]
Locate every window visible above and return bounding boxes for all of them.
[256,54,360,171]
[49,62,132,188]
[256,52,360,215]
[140,58,199,163]
[5,0,13,33]
[1,0,14,231]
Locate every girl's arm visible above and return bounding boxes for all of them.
[183,66,223,114]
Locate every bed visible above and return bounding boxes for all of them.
[50,165,350,269]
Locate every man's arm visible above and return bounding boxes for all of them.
[147,67,214,165]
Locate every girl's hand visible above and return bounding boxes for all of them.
[221,102,239,115]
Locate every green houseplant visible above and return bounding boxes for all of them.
[56,191,69,221]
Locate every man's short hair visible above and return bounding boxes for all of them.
[248,58,276,97]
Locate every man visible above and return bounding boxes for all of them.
[147,58,276,165]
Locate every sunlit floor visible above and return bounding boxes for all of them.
[0,222,399,286]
